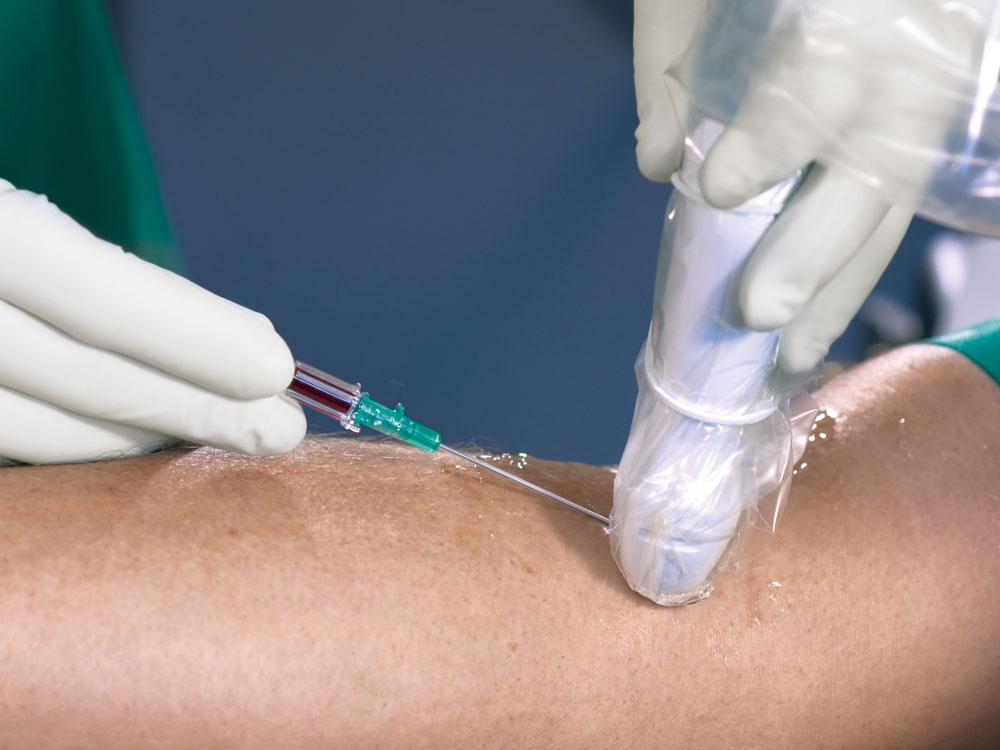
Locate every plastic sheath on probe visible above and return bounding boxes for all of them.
[286,361,608,525]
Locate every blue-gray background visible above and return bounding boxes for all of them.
[104,0,939,465]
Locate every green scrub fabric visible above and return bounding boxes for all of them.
[929,318,1000,385]
[0,0,181,272]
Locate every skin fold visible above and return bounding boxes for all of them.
[0,344,997,748]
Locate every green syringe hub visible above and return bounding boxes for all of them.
[350,393,442,452]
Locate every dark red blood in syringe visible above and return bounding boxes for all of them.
[287,365,356,420]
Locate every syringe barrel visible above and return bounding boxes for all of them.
[287,361,361,430]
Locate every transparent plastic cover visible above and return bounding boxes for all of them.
[611,122,817,605]
[692,0,1000,236]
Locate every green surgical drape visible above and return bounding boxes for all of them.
[0,0,181,272]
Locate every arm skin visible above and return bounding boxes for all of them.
[0,345,998,749]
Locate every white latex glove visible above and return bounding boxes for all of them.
[0,180,306,464]
[634,0,988,372]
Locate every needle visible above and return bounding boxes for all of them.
[286,363,610,525]
[438,444,610,525]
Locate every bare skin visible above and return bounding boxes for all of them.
[0,344,997,748]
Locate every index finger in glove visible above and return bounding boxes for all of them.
[737,165,895,332]
[776,204,912,373]
[633,0,708,182]
[700,27,866,209]
[0,183,293,400]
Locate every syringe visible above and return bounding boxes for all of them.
[286,361,609,525]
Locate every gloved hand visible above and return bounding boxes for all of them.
[634,0,989,371]
[0,180,306,464]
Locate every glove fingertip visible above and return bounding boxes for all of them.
[634,80,688,184]
[258,332,297,394]
[240,396,307,457]
[636,134,683,183]
[739,278,807,332]
[778,337,827,375]
[272,397,308,455]
[225,328,297,400]
[700,130,771,209]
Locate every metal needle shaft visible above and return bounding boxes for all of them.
[439,444,610,525]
